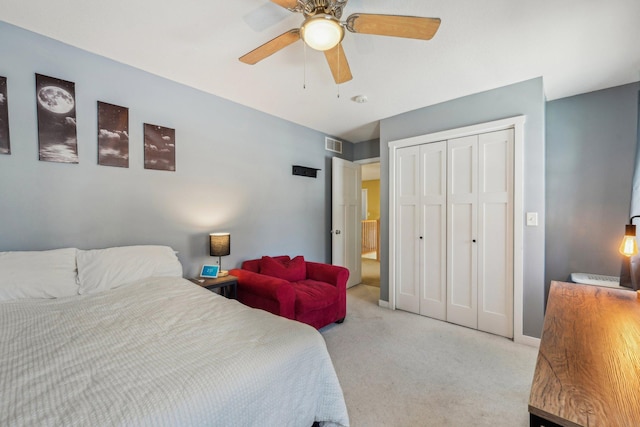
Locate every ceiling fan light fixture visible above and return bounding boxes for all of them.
[301,14,344,51]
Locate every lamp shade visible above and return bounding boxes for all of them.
[210,233,231,257]
[301,14,344,51]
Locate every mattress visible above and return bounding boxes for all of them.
[0,277,349,426]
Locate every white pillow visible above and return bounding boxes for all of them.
[77,245,183,294]
[0,248,79,301]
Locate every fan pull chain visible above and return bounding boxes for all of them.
[303,42,307,90]
[336,46,340,98]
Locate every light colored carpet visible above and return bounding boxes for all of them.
[321,285,538,427]
[360,258,380,288]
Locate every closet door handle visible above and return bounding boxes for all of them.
[472,239,476,243]
[419,236,423,240]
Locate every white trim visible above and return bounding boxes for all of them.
[361,189,368,221]
[388,117,525,148]
[388,144,398,311]
[355,157,381,165]
[388,116,530,343]
[512,118,526,344]
[515,334,540,348]
[378,299,390,308]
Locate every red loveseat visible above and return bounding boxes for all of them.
[229,256,349,329]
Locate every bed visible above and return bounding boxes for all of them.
[0,246,349,427]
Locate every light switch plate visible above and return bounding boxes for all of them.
[526,212,538,226]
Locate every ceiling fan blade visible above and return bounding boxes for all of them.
[324,43,353,84]
[346,14,441,40]
[239,29,300,65]
[270,0,299,9]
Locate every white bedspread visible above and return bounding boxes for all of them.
[0,277,349,427]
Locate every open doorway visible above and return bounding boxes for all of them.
[360,161,380,289]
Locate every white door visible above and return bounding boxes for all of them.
[395,142,447,319]
[393,129,514,338]
[446,130,514,336]
[332,157,362,288]
[420,142,447,320]
[447,135,479,329]
[477,129,514,338]
[395,146,420,313]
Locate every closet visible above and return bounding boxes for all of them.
[394,128,514,338]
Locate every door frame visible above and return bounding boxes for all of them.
[356,157,380,222]
[361,189,368,221]
[388,116,528,344]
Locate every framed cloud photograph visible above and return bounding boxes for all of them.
[35,73,78,163]
[98,101,129,167]
[144,123,175,171]
[0,76,9,155]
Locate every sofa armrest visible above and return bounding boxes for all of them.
[229,269,296,319]
[305,262,349,323]
[305,262,349,290]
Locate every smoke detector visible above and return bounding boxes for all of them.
[352,95,368,104]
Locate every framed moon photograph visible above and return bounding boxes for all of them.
[35,74,78,163]
[0,76,9,155]
[144,123,175,171]
[98,101,129,168]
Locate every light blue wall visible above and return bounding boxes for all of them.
[545,83,640,291]
[379,78,546,338]
[0,21,349,277]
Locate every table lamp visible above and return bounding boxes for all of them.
[210,232,230,277]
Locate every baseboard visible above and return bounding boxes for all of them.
[377,298,538,347]
[378,299,389,308]
[515,334,540,348]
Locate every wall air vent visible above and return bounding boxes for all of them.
[325,137,343,154]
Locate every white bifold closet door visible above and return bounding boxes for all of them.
[476,129,513,338]
[395,142,447,319]
[395,129,513,338]
[447,135,479,329]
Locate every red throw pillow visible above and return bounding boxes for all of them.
[260,256,306,282]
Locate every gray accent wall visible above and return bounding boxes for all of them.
[379,78,546,338]
[0,22,349,276]
[545,83,640,293]
[353,138,380,161]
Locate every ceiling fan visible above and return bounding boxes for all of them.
[239,0,441,84]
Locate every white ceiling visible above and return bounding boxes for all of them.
[2,0,639,143]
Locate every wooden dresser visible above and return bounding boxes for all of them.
[528,281,640,426]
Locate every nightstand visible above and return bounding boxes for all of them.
[189,275,238,299]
